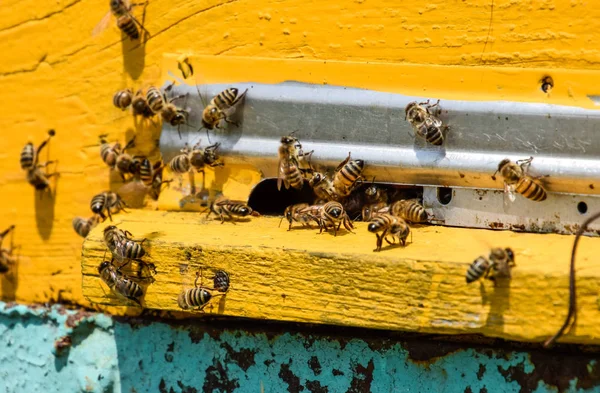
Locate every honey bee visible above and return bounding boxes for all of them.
[277,134,314,191]
[148,164,172,200]
[0,225,16,273]
[332,153,365,198]
[494,157,547,206]
[308,172,335,201]
[168,145,192,174]
[367,214,411,251]
[177,270,221,311]
[466,248,515,284]
[280,203,321,230]
[364,178,388,205]
[541,76,553,94]
[405,99,447,146]
[315,201,354,236]
[113,89,133,110]
[92,0,149,41]
[177,56,194,79]
[207,196,260,224]
[21,129,59,191]
[132,89,154,118]
[199,87,248,137]
[99,136,121,169]
[361,202,389,221]
[390,199,429,223]
[189,142,224,173]
[98,259,145,306]
[90,192,128,221]
[146,85,189,137]
[103,225,147,263]
[72,215,100,238]
[115,138,140,179]
[212,270,230,293]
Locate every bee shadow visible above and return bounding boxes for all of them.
[482,279,511,330]
[372,241,409,252]
[1,246,20,302]
[121,3,148,80]
[413,139,447,163]
[34,183,58,241]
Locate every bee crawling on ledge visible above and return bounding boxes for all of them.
[207,196,260,224]
[466,247,516,285]
[177,270,226,311]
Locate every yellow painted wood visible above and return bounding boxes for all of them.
[83,210,600,345]
[0,0,599,329]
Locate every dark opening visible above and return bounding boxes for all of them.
[437,187,453,205]
[577,201,588,215]
[248,178,423,220]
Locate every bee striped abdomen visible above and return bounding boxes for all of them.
[516,177,547,201]
[117,15,139,40]
[113,89,132,110]
[72,217,91,238]
[146,87,164,113]
[91,193,107,214]
[168,155,191,174]
[124,240,145,259]
[284,164,303,189]
[115,278,143,301]
[139,159,153,186]
[367,213,395,233]
[426,126,444,145]
[101,144,118,167]
[228,203,252,216]
[466,257,490,284]
[179,288,212,309]
[214,88,238,108]
[339,160,364,186]
[20,143,34,170]
[400,201,428,223]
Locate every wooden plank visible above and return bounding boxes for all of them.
[82,210,600,345]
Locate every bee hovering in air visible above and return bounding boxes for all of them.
[367,214,411,252]
[280,203,321,231]
[390,199,429,224]
[405,99,448,146]
[332,153,365,199]
[207,196,260,224]
[314,201,354,236]
[90,191,128,221]
[178,270,223,311]
[72,215,101,238]
[493,157,547,208]
[198,86,248,140]
[113,89,133,110]
[20,129,59,192]
[466,248,516,285]
[92,0,150,41]
[0,225,16,274]
[177,56,194,79]
[146,84,189,138]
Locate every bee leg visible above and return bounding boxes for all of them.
[224,117,240,127]
[374,233,383,252]
[106,208,114,222]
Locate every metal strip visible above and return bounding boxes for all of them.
[160,82,600,196]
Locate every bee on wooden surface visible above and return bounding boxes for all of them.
[21,129,59,191]
[90,192,127,221]
[207,196,260,224]
[212,270,230,293]
[132,89,154,118]
[316,201,354,236]
[98,259,145,306]
[361,202,389,221]
[114,138,141,179]
[178,271,221,311]
[280,203,321,231]
[92,0,149,41]
[199,87,248,137]
[466,248,516,284]
[0,225,16,274]
[405,99,447,146]
[177,56,194,79]
[368,214,411,251]
[99,136,122,169]
[113,89,133,110]
[493,157,547,207]
[72,215,100,238]
[189,142,224,173]
[332,153,365,198]
[146,85,189,137]
[541,76,554,94]
[390,199,429,223]
[103,225,147,263]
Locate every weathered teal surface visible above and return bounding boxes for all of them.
[0,301,599,393]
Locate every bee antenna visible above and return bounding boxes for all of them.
[278,215,285,228]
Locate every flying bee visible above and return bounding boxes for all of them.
[72,215,100,238]
[466,248,516,284]
[114,137,139,179]
[493,157,547,207]
[212,270,230,293]
[92,0,150,41]
[199,87,248,138]
[361,202,389,221]
[390,199,429,223]
[405,99,448,146]
[177,56,194,79]
[113,89,133,110]
[139,158,158,187]
[148,164,172,200]
[90,192,127,221]
[280,203,321,231]
[315,201,354,236]
[207,196,260,224]
[178,270,223,311]
[132,89,154,118]
[0,225,16,273]
[309,172,336,201]
[146,84,189,137]
[367,214,410,251]
[98,258,146,306]
[21,129,58,191]
[332,153,365,198]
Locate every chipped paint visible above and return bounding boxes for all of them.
[0,302,599,392]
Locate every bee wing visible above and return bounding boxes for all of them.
[92,11,113,37]
[503,182,516,212]
[221,89,248,117]
[277,158,286,191]
[426,116,443,128]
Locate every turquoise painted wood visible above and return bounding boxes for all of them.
[0,302,598,393]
